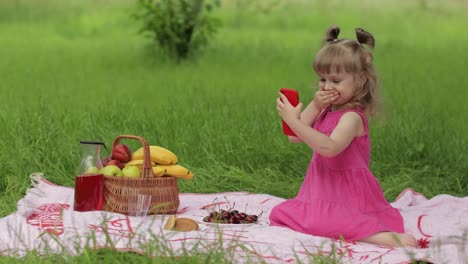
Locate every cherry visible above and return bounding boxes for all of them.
[230,210,239,216]
[221,211,230,220]
[210,211,219,219]
[244,216,254,223]
[238,212,247,220]
[231,213,242,222]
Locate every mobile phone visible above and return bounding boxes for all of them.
[279,88,299,137]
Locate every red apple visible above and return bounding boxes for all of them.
[112,144,132,163]
[101,155,112,167]
[107,159,124,170]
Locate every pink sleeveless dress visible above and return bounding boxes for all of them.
[269,108,404,241]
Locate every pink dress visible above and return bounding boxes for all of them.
[269,108,404,241]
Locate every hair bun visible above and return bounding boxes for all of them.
[355,28,375,49]
[325,25,340,42]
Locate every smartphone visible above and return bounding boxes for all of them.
[279,88,299,137]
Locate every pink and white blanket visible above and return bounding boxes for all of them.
[0,173,467,263]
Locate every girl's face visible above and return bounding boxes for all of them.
[318,71,359,109]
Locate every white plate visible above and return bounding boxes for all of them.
[199,218,257,227]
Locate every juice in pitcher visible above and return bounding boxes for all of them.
[74,174,104,211]
[74,141,106,212]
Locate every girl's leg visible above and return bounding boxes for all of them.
[359,232,417,248]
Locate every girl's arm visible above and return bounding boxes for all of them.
[287,89,339,143]
[277,93,363,157]
[287,112,364,157]
[287,101,321,143]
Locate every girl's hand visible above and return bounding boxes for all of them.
[277,93,303,123]
[312,87,339,110]
[288,136,303,143]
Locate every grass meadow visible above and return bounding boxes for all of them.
[0,0,467,262]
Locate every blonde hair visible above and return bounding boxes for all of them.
[313,26,380,116]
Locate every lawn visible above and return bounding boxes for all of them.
[0,0,466,262]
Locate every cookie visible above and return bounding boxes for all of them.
[173,218,198,232]
[163,215,177,230]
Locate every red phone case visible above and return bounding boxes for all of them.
[280,88,299,137]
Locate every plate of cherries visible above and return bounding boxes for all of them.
[201,197,262,226]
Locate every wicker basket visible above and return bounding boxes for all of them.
[103,135,180,215]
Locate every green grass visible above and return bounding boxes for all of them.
[0,0,467,262]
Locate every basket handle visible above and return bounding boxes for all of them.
[112,135,153,178]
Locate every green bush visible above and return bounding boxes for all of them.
[134,0,221,59]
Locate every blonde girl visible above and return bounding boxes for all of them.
[271,26,417,248]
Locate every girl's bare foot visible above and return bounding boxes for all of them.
[359,232,417,248]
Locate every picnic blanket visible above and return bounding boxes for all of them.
[0,173,467,263]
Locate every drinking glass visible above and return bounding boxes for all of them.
[128,194,152,217]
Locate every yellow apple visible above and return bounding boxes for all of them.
[85,166,99,175]
[99,165,123,177]
[122,166,140,178]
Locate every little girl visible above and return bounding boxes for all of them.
[270,26,417,248]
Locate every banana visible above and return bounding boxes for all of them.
[155,164,193,180]
[152,166,166,177]
[131,146,178,165]
[124,159,156,169]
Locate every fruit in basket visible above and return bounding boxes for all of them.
[112,144,132,163]
[131,146,178,165]
[125,159,156,169]
[107,160,124,170]
[101,156,112,167]
[155,164,193,180]
[84,166,99,175]
[122,166,140,178]
[152,166,166,177]
[100,165,123,177]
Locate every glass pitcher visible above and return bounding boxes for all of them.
[74,141,106,212]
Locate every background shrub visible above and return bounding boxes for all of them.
[134,0,221,59]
